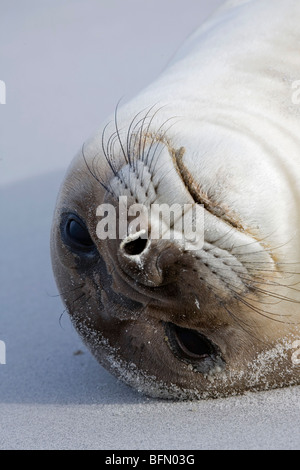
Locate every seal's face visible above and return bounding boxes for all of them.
[51,117,300,399]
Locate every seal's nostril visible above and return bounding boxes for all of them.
[122,237,148,256]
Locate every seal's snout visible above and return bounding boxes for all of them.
[117,232,180,287]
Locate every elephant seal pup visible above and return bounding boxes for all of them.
[51,0,300,399]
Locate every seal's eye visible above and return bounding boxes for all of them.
[165,323,225,375]
[67,219,94,247]
[62,214,95,251]
[171,324,213,359]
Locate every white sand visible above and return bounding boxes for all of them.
[0,0,299,450]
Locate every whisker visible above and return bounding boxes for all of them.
[107,131,121,175]
[148,118,180,172]
[126,107,151,166]
[232,293,296,324]
[139,105,165,185]
[82,142,114,197]
[242,281,300,304]
[114,98,128,165]
[59,308,67,328]
[232,237,296,258]
[231,228,278,251]
[48,283,85,298]
[101,121,111,162]
[220,302,268,344]
[207,227,236,251]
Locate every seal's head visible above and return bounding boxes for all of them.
[51,109,300,399]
